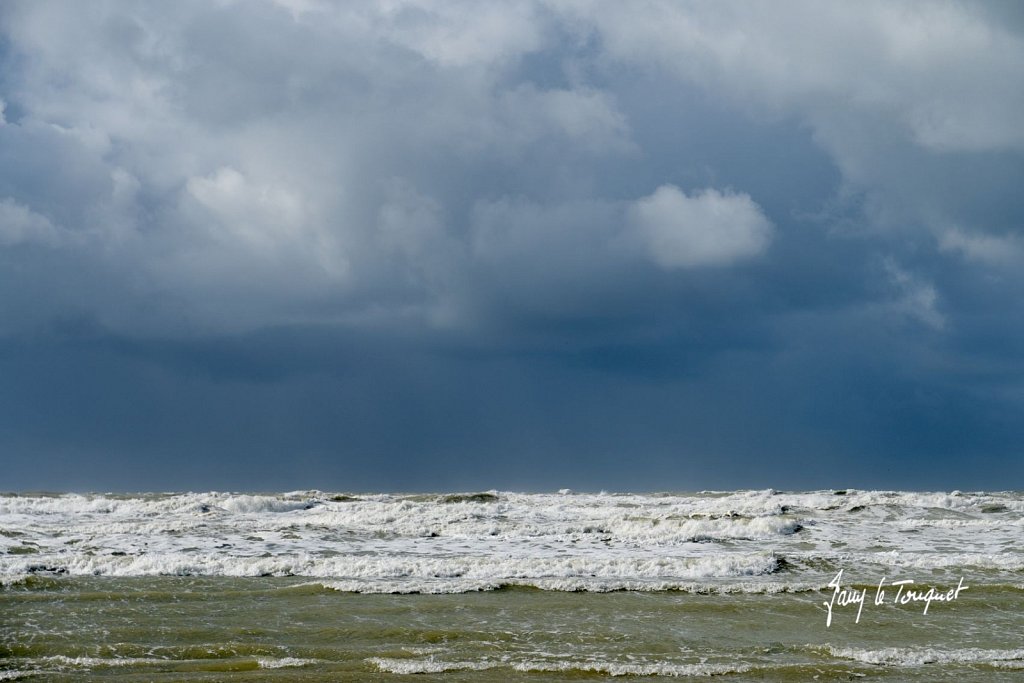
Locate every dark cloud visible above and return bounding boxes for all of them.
[0,1,1022,490]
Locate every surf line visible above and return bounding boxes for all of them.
[822,569,968,627]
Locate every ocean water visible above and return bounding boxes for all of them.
[1,489,1022,681]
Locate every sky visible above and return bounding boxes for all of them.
[1,0,1023,492]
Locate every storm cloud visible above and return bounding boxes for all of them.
[1,1,1022,491]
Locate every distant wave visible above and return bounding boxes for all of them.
[821,645,1024,667]
[368,656,754,677]
[4,551,783,582]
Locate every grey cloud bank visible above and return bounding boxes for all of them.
[0,1,1022,491]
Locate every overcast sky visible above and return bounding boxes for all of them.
[2,1,1023,491]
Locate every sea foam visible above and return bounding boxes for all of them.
[3,490,1021,592]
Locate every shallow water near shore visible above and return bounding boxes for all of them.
[2,490,1023,680]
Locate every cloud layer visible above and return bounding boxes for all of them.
[1,0,1022,489]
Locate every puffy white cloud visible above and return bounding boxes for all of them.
[628,185,772,268]
[182,166,343,276]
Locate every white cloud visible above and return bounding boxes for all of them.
[563,1,1024,154]
[165,165,349,311]
[938,228,1024,266]
[186,167,306,251]
[0,198,64,247]
[628,185,772,268]
[884,259,945,330]
[376,0,543,68]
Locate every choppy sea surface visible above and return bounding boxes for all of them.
[2,489,1022,681]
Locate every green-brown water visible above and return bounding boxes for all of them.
[4,577,1023,681]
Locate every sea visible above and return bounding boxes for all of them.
[2,489,1022,681]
